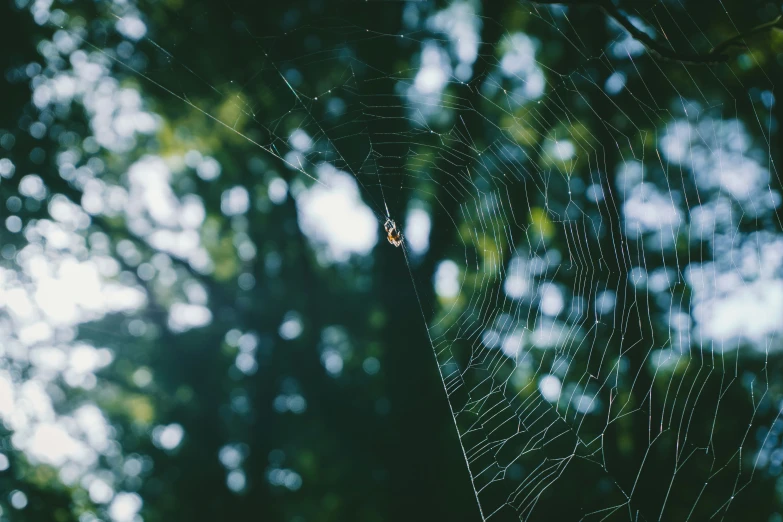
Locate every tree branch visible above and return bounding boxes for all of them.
[532,0,782,64]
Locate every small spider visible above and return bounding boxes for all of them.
[384,218,403,247]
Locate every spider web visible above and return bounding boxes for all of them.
[265,4,782,520]
[395,7,783,520]
[4,0,783,521]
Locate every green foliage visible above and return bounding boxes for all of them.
[1,1,783,522]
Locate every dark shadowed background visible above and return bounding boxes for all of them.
[1,0,783,521]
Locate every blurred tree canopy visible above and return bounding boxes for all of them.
[1,0,783,521]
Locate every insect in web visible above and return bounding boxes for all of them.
[384,218,403,247]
